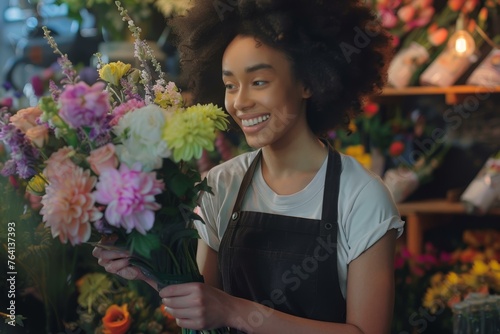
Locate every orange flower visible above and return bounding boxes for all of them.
[448,0,466,11]
[428,27,449,46]
[461,0,479,13]
[9,106,42,133]
[102,304,131,334]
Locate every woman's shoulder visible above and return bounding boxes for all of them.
[206,150,260,184]
[338,152,396,204]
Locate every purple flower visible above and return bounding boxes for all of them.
[93,163,165,235]
[94,218,115,235]
[79,67,99,85]
[59,82,110,128]
[0,113,40,179]
[1,159,16,177]
[2,82,12,91]
[31,75,44,97]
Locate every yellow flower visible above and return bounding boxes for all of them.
[27,174,47,196]
[430,272,444,287]
[471,260,489,276]
[489,260,500,272]
[345,145,365,157]
[423,287,444,314]
[445,272,460,285]
[187,103,229,131]
[461,273,477,288]
[98,62,131,86]
[355,153,372,169]
[348,120,357,133]
[163,104,228,162]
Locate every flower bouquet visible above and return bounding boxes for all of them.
[420,5,488,87]
[387,0,471,88]
[73,273,180,333]
[0,2,229,333]
[467,1,500,86]
[383,140,450,203]
[371,0,435,48]
[460,150,500,215]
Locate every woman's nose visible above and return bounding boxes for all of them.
[233,87,255,111]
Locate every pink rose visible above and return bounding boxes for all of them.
[43,147,78,183]
[25,125,49,148]
[9,106,43,133]
[397,5,416,23]
[380,10,398,29]
[87,144,119,175]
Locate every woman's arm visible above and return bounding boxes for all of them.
[162,230,397,334]
[196,239,222,289]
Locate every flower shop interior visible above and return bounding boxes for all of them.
[0,0,499,333]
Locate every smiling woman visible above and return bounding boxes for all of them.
[222,36,311,149]
[93,1,405,333]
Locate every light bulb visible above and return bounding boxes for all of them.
[447,30,475,58]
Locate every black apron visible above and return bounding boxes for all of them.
[218,145,346,333]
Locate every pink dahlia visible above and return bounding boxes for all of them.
[41,167,102,245]
[93,164,164,234]
[59,81,110,128]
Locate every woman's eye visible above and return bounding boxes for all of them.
[224,83,236,90]
[253,81,267,86]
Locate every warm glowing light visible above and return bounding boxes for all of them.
[455,37,468,54]
[447,30,475,57]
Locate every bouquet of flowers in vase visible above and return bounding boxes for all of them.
[0,2,229,333]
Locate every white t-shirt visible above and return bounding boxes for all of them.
[194,149,405,298]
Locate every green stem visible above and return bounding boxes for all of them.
[163,245,181,274]
[108,85,124,104]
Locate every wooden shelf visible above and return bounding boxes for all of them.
[372,85,500,104]
[397,199,500,216]
[397,199,500,255]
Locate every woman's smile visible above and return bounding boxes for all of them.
[240,114,270,127]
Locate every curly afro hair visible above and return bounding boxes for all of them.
[168,0,393,135]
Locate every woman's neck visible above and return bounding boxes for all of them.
[261,130,328,179]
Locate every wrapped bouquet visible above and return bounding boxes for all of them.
[0,2,229,333]
[461,150,500,215]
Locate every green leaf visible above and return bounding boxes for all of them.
[129,232,161,259]
[168,172,195,198]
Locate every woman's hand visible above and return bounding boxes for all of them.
[91,235,154,286]
[160,282,234,330]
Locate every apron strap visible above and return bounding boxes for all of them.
[232,150,262,213]
[320,143,342,237]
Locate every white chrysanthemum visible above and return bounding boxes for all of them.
[113,104,172,171]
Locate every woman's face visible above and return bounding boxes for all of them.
[222,35,311,149]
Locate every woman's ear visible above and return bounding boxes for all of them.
[302,86,312,99]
